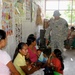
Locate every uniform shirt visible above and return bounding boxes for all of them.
[13,53,26,75]
[45,17,68,41]
[0,50,11,75]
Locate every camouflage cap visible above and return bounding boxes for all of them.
[53,10,61,17]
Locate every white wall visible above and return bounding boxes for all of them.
[22,21,36,42]
[0,0,45,59]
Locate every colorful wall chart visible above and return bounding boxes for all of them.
[14,1,24,16]
[2,2,13,36]
[25,0,31,21]
[15,17,22,45]
[31,1,36,22]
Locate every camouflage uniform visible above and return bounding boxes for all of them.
[45,17,68,52]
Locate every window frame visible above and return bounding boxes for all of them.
[45,0,75,26]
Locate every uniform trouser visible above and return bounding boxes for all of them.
[51,40,64,52]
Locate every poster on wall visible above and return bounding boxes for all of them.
[31,1,41,22]
[25,0,31,21]
[14,0,23,45]
[31,1,36,22]
[15,17,22,45]
[1,2,13,36]
[14,1,24,16]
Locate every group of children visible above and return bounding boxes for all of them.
[0,29,64,75]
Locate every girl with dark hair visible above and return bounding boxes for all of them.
[0,29,20,75]
[12,42,28,62]
[12,42,28,75]
[27,36,36,46]
[27,33,39,49]
[13,42,42,75]
[54,49,64,71]
[27,36,38,63]
[48,49,64,74]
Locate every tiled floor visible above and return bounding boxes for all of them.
[64,49,75,75]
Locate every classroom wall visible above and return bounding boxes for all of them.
[22,21,36,42]
[0,0,45,59]
[22,0,45,42]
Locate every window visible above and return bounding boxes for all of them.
[45,0,75,26]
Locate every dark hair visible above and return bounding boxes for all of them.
[43,48,51,57]
[54,49,64,70]
[28,34,35,38]
[12,42,26,62]
[27,36,36,46]
[0,30,6,41]
[71,26,75,30]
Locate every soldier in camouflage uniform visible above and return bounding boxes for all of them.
[45,10,68,52]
